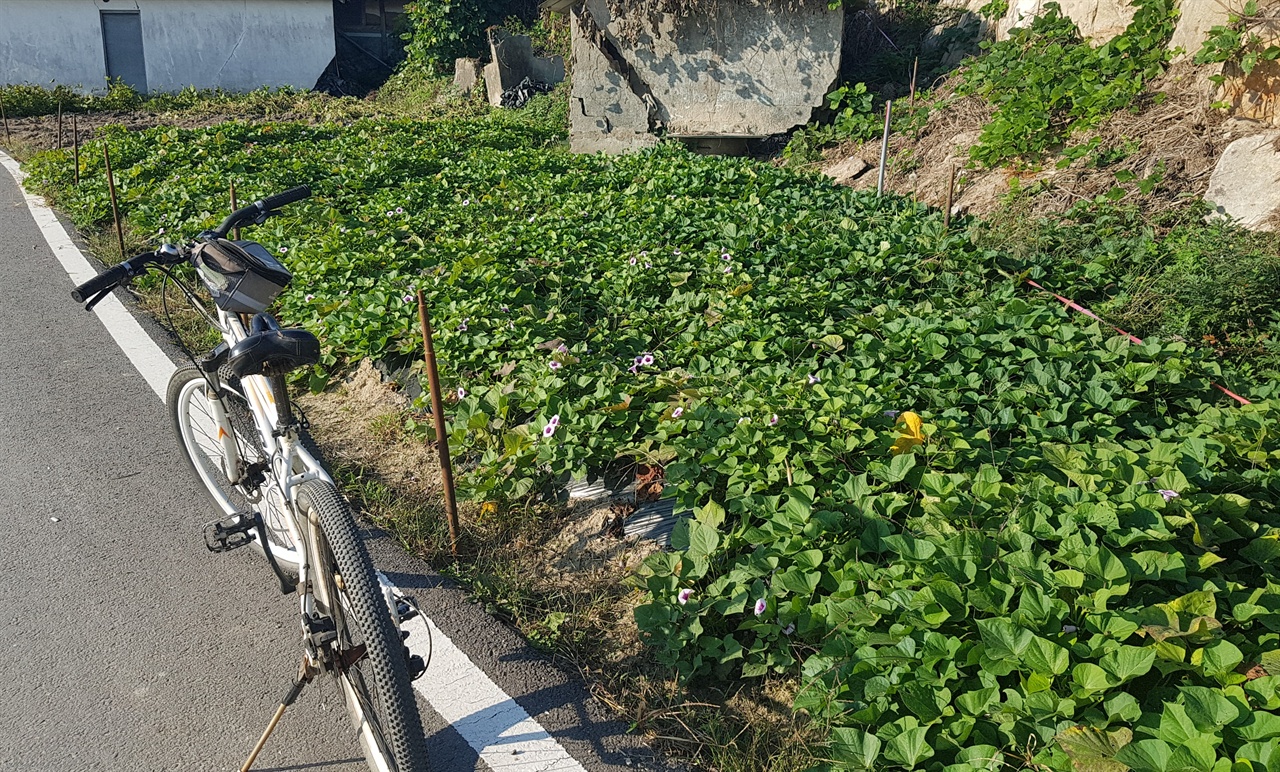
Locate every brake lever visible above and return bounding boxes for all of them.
[84,286,113,312]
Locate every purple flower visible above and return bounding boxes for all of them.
[1158,489,1180,501]
[721,253,731,261]
[883,410,899,418]
[644,262,652,269]
[557,343,568,354]
[628,364,639,374]
[673,249,681,255]
[549,414,560,427]
[542,423,557,438]
[457,319,468,332]
[753,598,767,616]
[640,251,649,257]
[769,414,779,426]
[395,207,404,214]
[722,266,732,274]
[808,374,820,385]
[640,353,655,366]
[629,257,638,266]
[500,305,510,313]
[457,387,467,399]
[672,407,684,418]
[462,199,471,206]
[549,360,563,371]
[403,294,414,304]
[279,247,288,253]
[157,227,165,235]
[304,294,315,302]
[677,588,693,605]
[385,210,394,216]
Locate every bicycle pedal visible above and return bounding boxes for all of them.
[406,651,426,681]
[396,600,419,624]
[202,513,256,553]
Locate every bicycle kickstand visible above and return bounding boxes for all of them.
[239,658,317,772]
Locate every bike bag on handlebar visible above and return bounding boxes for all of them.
[193,238,292,314]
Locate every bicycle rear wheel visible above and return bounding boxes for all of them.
[168,365,301,575]
[297,479,430,772]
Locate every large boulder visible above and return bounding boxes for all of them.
[1205,131,1280,230]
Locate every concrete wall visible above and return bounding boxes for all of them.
[570,0,843,153]
[0,0,334,93]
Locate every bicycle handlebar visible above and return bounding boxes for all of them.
[210,185,311,238]
[70,251,158,304]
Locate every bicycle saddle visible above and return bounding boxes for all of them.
[226,328,321,378]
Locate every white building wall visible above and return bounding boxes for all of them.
[0,0,334,93]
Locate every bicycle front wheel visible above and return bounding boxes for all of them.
[167,365,301,575]
[297,480,430,772]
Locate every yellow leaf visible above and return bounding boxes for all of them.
[890,411,926,455]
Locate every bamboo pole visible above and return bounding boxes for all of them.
[72,114,80,185]
[417,289,461,557]
[944,164,957,231]
[56,102,63,150]
[877,100,893,197]
[909,58,919,109]
[230,181,241,240]
[103,144,126,260]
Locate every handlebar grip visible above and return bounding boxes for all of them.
[71,263,129,303]
[258,185,311,211]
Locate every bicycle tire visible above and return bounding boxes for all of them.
[167,365,302,575]
[297,479,430,772]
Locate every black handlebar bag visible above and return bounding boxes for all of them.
[193,239,293,314]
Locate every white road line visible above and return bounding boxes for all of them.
[1,153,177,400]
[1,150,587,772]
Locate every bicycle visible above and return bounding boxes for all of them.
[70,186,431,772]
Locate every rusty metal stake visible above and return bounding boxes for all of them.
[230,180,241,240]
[417,289,461,557]
[72,114,80,185]
[877,100,893,197]
[56,102,62,150]
[103,144,126,260]
[944,163,957,231]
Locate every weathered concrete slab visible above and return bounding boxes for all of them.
[824,155,870,184]
[1206,131,1280,230]
[569,0,843,153]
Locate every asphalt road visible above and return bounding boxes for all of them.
[0,162,658,772]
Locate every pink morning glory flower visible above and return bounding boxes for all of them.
[549,414,560,427]
[808,374,820,385]
[305,294,315,302]
[753,598,767,616]
[457,319,468,332]
[721,253,731,261]
[395,207,404,214]
[542,423,556,438]
[677,589,693,605]
[556,343,568,354]
[672,407,684,418]
[629,257,638,266]
[462,199,471,206]
[769,414,778,426]
[549,360,563,371]
[673,249,681,255]
[1158,489,1180,501]
[279,247,288,253]
[457,387,466,399]
[403,294,414,304]
[640,353,655,366]
[722,266,732,274]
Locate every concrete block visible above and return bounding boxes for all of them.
[482,28,566,108]
[824,156,870,184]
[453,57,483,95]
[1206,131,1280,230]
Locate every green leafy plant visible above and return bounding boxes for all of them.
[1194,0,1280,83]
[958,0,1176,168]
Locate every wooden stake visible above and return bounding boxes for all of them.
[72,114,79,185]
[909,58,919,109]
[104,144,126,260]
[56,102,63,150]
[230,181,241,240]
[1,94,9,145]
[877,100,893,197]
[944,163,957,231]
[417,289,461,557]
